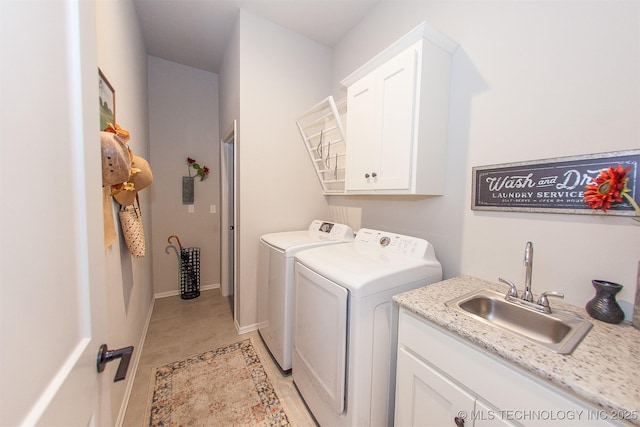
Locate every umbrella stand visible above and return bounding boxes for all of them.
[168,235,201,299]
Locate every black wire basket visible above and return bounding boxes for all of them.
[179,247,200,299]
[168,235,200,300]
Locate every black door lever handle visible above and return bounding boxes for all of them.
[97,344,134,382]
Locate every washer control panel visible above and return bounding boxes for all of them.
[308,220,354,240]
[355,228,430,259]
[379,236,391,247]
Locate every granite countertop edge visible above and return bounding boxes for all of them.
[393,275,640,425]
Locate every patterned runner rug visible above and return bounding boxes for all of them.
[147,339,291,426]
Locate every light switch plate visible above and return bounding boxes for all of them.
[188,205,195,213]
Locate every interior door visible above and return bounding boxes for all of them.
[220,120,237,306]
[1,1,110,425]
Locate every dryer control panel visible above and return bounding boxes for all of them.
[355,228,431,259]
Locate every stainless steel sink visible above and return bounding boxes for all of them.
[446,289,592,354]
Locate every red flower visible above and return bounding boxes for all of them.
[583,165,630,212]
[186,157,210,181]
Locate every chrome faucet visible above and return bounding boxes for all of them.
[499,277,519,298]
[499,241,566,314]
[522,241,534,302]
[537,291,565,313]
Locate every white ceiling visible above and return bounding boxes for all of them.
[132,0,381,73]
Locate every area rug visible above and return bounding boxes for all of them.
[147,339,291,426]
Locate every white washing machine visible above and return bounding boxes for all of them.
[257,220,354,374]
[293,228,442,426]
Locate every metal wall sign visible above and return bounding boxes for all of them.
[471,150,640,216]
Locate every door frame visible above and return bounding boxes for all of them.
[220,120,238,318]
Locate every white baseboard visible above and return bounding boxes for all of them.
[115,296,155,427]
[235,318,258,335]
[154,282,220,299]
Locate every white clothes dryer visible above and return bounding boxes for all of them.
[293,228,442,426]
[257,220,354,374]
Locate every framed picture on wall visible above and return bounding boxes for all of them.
[471,149,640,216]
[98,68,115,131]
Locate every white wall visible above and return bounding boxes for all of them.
[219,14,240,302]
[147,56,220,296]
[96,0,154,422]
[330,1,640,318]
[230,10,333,330]
[219,14,240,138]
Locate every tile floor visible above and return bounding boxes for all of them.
[122,289,316,426]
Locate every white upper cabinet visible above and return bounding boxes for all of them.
[341,22,458,195]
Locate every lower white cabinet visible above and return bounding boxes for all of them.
[396,345,517,426]
[395,308,624,427]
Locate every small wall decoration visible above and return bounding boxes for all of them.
[98,68,115,131]
[187,157,210,181]
[182,176,195,204]
[471,150,640,216]
[182,157,210,204]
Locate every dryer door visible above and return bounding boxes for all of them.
[293,262,348,415]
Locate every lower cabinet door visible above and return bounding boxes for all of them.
[395,346,475,427]
[395,346,521,427]
[474,398,522,427]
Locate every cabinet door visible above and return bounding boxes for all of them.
[375,45,418,190]
[345,72,379,190]
[346,44,419,192]
[395,346,475,427]
[474,399,522,427]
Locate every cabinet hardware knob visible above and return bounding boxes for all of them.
[454,416,465,426]
[371,172,377,178]
[365,173,370,178]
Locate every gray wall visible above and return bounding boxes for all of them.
[329,1,640,317]
[147,56,220,296]
[96,0,154,422]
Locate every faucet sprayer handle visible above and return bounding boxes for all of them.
[498,277,519,298]
[523,241,533,266]
[536,291,564,308]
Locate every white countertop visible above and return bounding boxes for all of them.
[393,276,640,425]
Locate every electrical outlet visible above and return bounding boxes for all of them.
[210,205,216,214]
[188,205,195,213]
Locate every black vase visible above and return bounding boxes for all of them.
[585,280,625,324]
